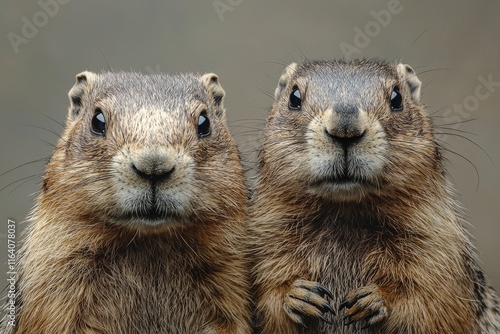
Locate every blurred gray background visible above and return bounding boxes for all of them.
[1,0,499,300]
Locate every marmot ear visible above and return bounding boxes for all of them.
[397,64,421,104]
[68,71,95,121]
[200,73,225,118]
[274,63,298,101]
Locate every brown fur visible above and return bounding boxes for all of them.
[249,59,500,333]
[7,71,251,333]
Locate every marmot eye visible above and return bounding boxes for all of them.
[390,87,403,112]
[288,86,302,110]
[197,111,211,138]
[91,108,106,136]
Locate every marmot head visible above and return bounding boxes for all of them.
[261,59,442,202]
[42,71,245,231]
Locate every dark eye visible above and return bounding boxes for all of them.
[197,111,211,138]
[288,86,302,110]
[390,87,403,112]
[91,108,106,136]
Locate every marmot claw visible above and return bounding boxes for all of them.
[340,283,388,329]
[283,278,335,328]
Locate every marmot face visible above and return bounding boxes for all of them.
[44,71,241,230]
[263,59,440,202]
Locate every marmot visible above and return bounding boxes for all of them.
[249,59,500,333]
[7,71,251,333]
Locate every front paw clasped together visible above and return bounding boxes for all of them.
[284,280,388,330]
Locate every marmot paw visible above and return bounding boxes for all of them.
[283,278,335,328]
[339,283,388,329]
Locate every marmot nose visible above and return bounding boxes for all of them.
[325,127,366,149]
[325,104,366,149]
[130,152,175,184]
